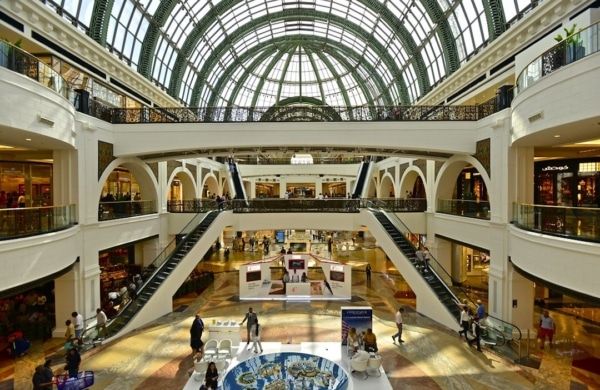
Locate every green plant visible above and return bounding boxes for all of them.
[554,24,581,45]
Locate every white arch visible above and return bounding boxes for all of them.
[167,167,197,200]
[97,157,159,202]
[399,165,427,198]
[434,155,492,211]
[378,172,396,198]
[201,173,219,197]
[367,177,378,198]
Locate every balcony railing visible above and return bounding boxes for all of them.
[0,40,68,98]
[516,22,600,94]
[365,198,427,212]
[512,203,600,243]
[98,200,157,221]
[231,198,360,213]
[167,199,220,213]
[0,205,77,240]
[437,199,491,220]
[106,101,499,124]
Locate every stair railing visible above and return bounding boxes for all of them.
[367,202,522,356]
[102,211,219,336]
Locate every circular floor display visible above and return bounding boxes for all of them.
[223,352,350,389]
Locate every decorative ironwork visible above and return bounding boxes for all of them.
[474,138,491,178]
[106,102,498,124]
[231,199,360,213]
[97,141,115,179]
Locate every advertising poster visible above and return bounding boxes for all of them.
[341,306,372,345]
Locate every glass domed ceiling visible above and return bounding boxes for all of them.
[44,0,542,107]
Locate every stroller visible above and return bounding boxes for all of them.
[55,371,95,390]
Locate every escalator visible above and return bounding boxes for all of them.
[373,210,461,320]
[229,161,247,200]
[351,160,372,199]
[103,211,220,338]
[369,208,522,359]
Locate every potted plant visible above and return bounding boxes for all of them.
[554,24,585,63]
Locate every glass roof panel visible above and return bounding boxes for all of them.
[41,0,545,106]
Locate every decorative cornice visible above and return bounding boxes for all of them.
[1,0,181,108]
[418,0,586,105]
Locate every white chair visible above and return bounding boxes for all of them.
[217,339,232,359]
[350,350,369,380]
[193,360,208,382]
[367,355,382,377]
[214,359,228,373]
[204,339,218,359]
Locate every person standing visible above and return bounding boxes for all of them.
[365,263,372,284]
[32,365,52,390]
[538,310,555,349]
[71,311,84,344]
[249,236,255,252]
[468,316,483,352]
[190,314,204,353]
[392,307,405,343]
[204,361,219,390]
[282,270,290,294]
[240,307,258,347]
[95,308,107,340]
[476,300,486,319]
[458,305,471,340]
[65,347,81,378]
[250,321,263,354]
[64,319,75,349]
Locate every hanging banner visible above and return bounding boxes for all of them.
[341,306,372,345]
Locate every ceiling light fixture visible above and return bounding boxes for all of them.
[25,138,32,141]
[553,135,561,138]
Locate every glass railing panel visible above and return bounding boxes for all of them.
[167,199,219,213]
[437,199,491,220]
[517,22,600,94]
[0,41,68,98]
[98,200,157,221]
[512,203,600,243]
[231,198,360,212]
[0,204,77,240]
[363,198,426,212]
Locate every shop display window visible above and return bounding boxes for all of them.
[101,168,140,201]
[0,162,53,208]
[537,173,555,205]
[557,172,573,206]
[577,174,598,207]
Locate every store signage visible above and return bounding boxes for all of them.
[247,264,261,272]
[541,165,569,172]
[330,265,344,272]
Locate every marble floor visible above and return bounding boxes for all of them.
[2,246,599,389]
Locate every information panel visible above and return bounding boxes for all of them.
[340,306,372,345]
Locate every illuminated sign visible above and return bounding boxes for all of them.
[541,165,569,172]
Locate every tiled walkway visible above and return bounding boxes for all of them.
[2,246,599,389]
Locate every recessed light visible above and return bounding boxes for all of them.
[25,138,32,141]
[553,135,561,138]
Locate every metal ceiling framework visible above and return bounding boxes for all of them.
[45,0,540,107]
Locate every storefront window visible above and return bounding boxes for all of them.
[535,159,599,208]
[100,168,140,201]
[0,162,53,208]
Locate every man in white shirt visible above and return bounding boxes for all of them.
[538,310,555,349]
[392,307,405,343]
[72,311,84,342]
[95,308,108,339]
[458,306,471,340]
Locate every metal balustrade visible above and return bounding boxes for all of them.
[516,22,600,94]
[98,200,157,221]
[512,203,600,243]
[0,205,77,240]
[231,198,361,213]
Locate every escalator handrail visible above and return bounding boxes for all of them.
[106,210,219,333]
[353,161,369,198]
[366,201,522,341]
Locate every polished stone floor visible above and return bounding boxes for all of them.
[2,245,599,389]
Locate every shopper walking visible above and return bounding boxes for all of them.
[190,314,205,353]
[240,307,258,347]
[95,308,107,340]
[392,307,405,343]
[250,322,263,354]
[71,311,84,344]
[458,305,471,340]
[468,316,483,352]
[538,310,555,349]
[365,263,372,285]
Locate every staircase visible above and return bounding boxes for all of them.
[373,210,461,320]
[106,211,220,337]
